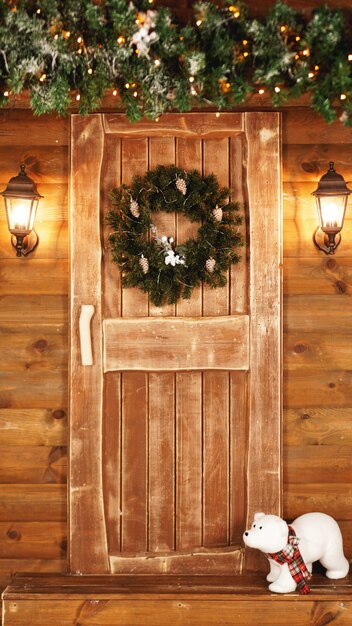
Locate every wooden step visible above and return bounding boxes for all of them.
[2,573,352,625]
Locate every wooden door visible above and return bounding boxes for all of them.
[69,112,282,575]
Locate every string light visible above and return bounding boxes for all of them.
[229,6,240,18]
[54,34,59,40]
[258,88,265,95]
[243,51,249,58]
[340,93,347,100]
[154,58,161,67]
[87,68,93,75]
[3,90,9,97]
[39,73,47,82]
[36,8,41,14]
[76,93,81,101]
[63,31,71,39]
[117,36,125,45]
[295,36,301,41]
[125,82,130,89]
[348,54,352,61]
[112,89,118,96]
[133,90,138,98]
[302,49,310,56]
[216,112,221,118]
[308,72,314,79]
[196,19,202,26]
[274,86,281,93]
[77,36,83,44]
[155,117,159,122]
[189,76,195,83]
[242,40,248,46]
[280,25,288,33]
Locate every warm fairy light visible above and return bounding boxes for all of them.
[243,51,249,58]
[258,88,265,95]
[216,112,221,118]
[274,86,281,93]
[135,49,140,55]
[315,65,319,71]
[39,73,47,82]
[242,39,248,46]
[191,87,197,96]
[77,48,83,54]
[117,36,125,44]
[76,93,81,101]
[196,19,202,26]
[340,93,347,100]
[295,54,299,60]
[295,36,301,41]
[154,58,161,67]
[155,117,159,122]
[63,31,71,39]
[36,8,41,14]
[87,68,93,75]
[112,89,117,96]
[229,6,240,18]
[54,34,59,40]
[302,49,310,56]
[280,25,288,32]
[133,90,138,97]
[348,54,352,61]
[77,36,83,44]
[189,76,195,83]
[125,82,130,89]
[3,90,9,97]
[308,72,314,79]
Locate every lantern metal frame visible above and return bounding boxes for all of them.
[312,162,351,255]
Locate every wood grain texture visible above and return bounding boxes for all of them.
[103,112,243,137]
[3,574,352,626]
[103,316,249,371]
[244,112,282,528]
[70,114,109,573]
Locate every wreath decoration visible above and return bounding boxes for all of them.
[107,164,243,307]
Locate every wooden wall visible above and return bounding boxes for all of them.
[0,105,351,590]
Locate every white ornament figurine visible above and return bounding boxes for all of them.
[243,512,349,594]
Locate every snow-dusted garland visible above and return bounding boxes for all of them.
[107,165,243,306]
[1,1,352,125]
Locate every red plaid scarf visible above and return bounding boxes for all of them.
[267,525,311,595]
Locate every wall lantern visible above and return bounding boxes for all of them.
[1,164,43,257]
[312,162,351,255]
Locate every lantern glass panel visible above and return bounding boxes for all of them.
[316,195,347,233]
[5,197,38,234]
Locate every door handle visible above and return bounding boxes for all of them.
[79,304,95,366]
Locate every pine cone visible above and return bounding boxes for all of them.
[130,199,140,218]
[212,205,223,222]
[139,255,149,274]
[205,257,216,273]
[176,177,187,195]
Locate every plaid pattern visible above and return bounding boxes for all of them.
[267,525,311,595]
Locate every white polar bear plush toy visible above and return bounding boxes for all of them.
[243,512,349,594]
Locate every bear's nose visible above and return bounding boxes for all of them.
[244,532,249,536]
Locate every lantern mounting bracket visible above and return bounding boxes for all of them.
[313,227,341,255]
[11,230,39,257]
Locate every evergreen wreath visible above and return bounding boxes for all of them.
[107,164,243,306]
[1,1,352,125]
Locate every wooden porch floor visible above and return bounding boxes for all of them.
[2,573,352,625]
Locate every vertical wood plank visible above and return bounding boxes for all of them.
[120,137,149,555]
[147,137,176,552]
[229,371,248,546]
[203,372,230,547]
[70,114,109,573]
[175,138,203,550]
[230,136,248,315]
[202,138,231,548]
[103,372,121,554]
[148,373,175,552]
[121,372,148,552]
[101,133,122,557]
[245,112,282,535]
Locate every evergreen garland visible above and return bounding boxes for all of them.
[106,164,243,306]
[1,1,352,124]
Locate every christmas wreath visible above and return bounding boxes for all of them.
[107,164,243,306]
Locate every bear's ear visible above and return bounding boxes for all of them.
[254,512,266,521]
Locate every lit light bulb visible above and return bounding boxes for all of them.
[196,19,202,26]
[258,88,265,95]
[87,68,93,75]
[189,76,195,83]
[154,59,161,67]
[3,90,9,97]
[308,72,314,79]
[274,86,281,93]
[39,73,47,82]
[348,54,352,61]
[216,112,221,118]
[340,94,347,100]
[117,36,125,44]
[113,89,118,96]
[76,93,81,101]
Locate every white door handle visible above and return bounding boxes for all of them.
[79,305,95,366]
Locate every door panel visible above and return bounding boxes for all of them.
[70,112,282,575]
